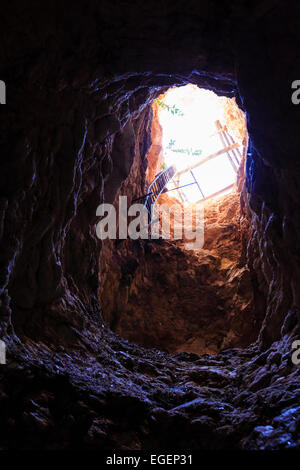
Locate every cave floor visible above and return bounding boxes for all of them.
[1,325,299,450]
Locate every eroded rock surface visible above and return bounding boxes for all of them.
[0,0,300,450]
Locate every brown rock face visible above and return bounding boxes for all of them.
[146,99,165,183]
[100,191,263,355]
[0,0,299,451]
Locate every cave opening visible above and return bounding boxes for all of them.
[99,84,258,356]
[151,84,247,204]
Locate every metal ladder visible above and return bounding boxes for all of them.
[144,165,176,224]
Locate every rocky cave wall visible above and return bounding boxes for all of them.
[0,0,299,450]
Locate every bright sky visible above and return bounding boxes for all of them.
[158,85,241,203]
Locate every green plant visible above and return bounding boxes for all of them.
[155,99,184,116]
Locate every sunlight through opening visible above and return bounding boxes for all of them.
[155,84,246,204]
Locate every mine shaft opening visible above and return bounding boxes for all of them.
[100,84,260,357]
[148,84,248,205]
